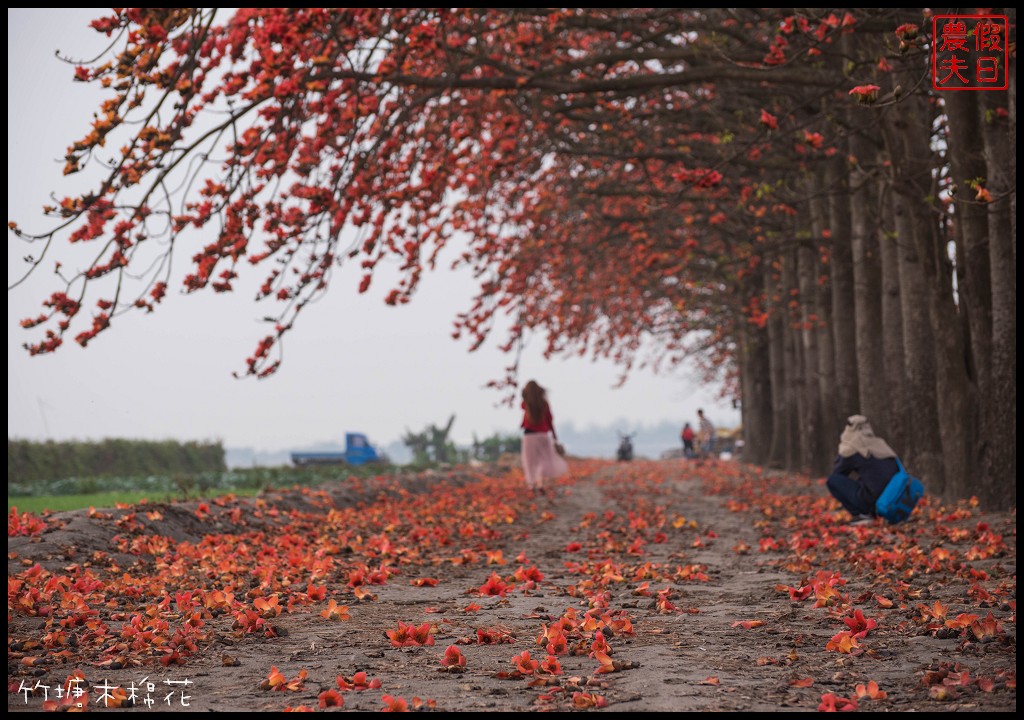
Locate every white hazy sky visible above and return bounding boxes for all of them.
[7,8,739,453]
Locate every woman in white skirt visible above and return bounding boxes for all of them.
[520,380,569,495]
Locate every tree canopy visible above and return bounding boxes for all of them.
[9,8,1016,507]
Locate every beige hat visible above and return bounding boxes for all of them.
[837,415,896,459]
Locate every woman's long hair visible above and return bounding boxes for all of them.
[522,380,548,426]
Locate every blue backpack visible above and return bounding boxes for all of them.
[875,458,924,524]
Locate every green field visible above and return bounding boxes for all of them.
[7,463,397,515]
[8,487,262,514]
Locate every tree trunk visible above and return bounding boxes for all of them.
[978,89,1016,510]
[765,261,788,468]
[879,189,907,456]
[825,155,859,429]
[945,91,992,500]
[846,118,888,436]
[1010,7,1017,268]
[809,190,837,473]
[796,216,828,474]
[739,303,773,466]
[782,247,803,470]
[881,107,946,493]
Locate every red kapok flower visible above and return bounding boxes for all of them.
[441,645,467,670]
[849,84,881,104]
[895,23,918,40]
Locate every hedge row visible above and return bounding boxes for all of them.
[8,438,226,484]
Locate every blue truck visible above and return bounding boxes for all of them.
[290,432,380,466]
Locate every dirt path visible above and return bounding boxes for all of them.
[8,459,1016,712]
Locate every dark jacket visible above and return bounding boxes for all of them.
[833,453,900,505]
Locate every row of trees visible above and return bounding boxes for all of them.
[9,9,1015,507]
[8,438,226,483]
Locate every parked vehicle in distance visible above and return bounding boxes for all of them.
[291,432,380,466]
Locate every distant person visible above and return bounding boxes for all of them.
[616,431,634,462]
[520,380,569,496]
[826,415,900,523]
[696,409,715,458]
[681,423,696,458]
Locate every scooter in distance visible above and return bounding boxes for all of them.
[616,432,635,462]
